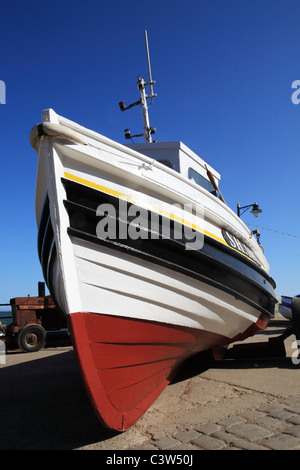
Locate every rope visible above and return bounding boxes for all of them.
[248,224,300,239]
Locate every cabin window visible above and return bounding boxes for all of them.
[188,168,214,192]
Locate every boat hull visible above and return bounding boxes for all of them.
[32,109,277,431]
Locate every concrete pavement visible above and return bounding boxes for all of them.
[0,319,299,450]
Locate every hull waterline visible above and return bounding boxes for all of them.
[68,311,268,431]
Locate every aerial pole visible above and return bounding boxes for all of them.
[144,30,155,102]
[119,30,157,143]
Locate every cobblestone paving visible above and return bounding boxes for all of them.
[131,396,300,450]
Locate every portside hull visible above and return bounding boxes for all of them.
[61,176,276,324]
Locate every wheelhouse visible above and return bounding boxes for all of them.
[126,141,221,196]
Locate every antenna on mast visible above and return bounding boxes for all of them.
[145,30,155,102]
[119,30,157,143]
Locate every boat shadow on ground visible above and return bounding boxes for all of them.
[172,330,299,385]
[0,347,119,450]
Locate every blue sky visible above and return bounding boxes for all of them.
[0,0,300,307]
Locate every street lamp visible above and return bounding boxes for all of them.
[237,202,262,218]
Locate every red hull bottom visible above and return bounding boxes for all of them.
[68,312,268,431]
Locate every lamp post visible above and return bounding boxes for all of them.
[237,202,262,218]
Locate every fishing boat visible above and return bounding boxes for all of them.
[30,32,276,431]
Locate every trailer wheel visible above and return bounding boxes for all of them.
[17,324,47,353]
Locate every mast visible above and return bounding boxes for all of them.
[119,30,157,143]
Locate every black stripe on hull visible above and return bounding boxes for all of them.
[37,194,60,310]
[38,194,55,286]
[61,178,276,318]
